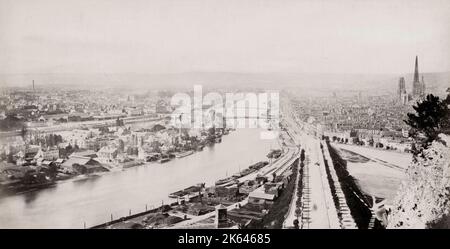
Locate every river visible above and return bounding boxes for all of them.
[0,128,278,228]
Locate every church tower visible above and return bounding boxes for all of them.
[398,77,407,104]
[413,56,419,83]
[412,56,425,98]
[398,77,406,97]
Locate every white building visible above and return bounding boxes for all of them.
[97,146,118,163]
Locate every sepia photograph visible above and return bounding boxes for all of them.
[1,0,450,238]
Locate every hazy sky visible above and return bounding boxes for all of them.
[1,0,449,74]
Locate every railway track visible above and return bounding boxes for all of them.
[300,156,311,228]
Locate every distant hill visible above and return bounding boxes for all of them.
[1,71,449,94]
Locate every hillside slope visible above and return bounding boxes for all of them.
[388,134,450,228]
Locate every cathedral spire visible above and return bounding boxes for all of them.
[413,55,419,83]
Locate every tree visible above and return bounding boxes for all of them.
[411,142,417,153]
[405,94,450,149]
[65,144,74,156]
[99,126,109,134]
[20,125,27,140]
[206,127,216,144]
[266,151,274,163]
[0,115,24,131]
[151,124,166,132]
[56,134,63,145]
[389,92,450,228]
[293,219,299,229]
[47,162,59,180]
[118,139,125,153]
[116,118,124,127]
[151,140,162,153]
[445,88,450,105]
[7,153,14,163]
[300,149,305,162]
[48,134,57,147]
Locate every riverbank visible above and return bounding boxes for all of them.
[0,128,233,195]
[0,128,279,228]
[92,153,295,229]
[91,130,296,229]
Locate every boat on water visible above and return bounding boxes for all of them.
[215,161,269,185]
[168,183,203,198]
[175,150,194,158]
[215,176,236,186]
[267,149,282,159]
[158,157,171,163]
[122,161,144,169]
[249,161,269,170]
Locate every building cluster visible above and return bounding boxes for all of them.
[0,87,170,130]
[101,155,295,229]
[290,94,413,151]
[287,56,435,153]
[0,122,231,186]
[0,87,231,189]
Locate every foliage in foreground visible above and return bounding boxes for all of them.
[405,94,450,152]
